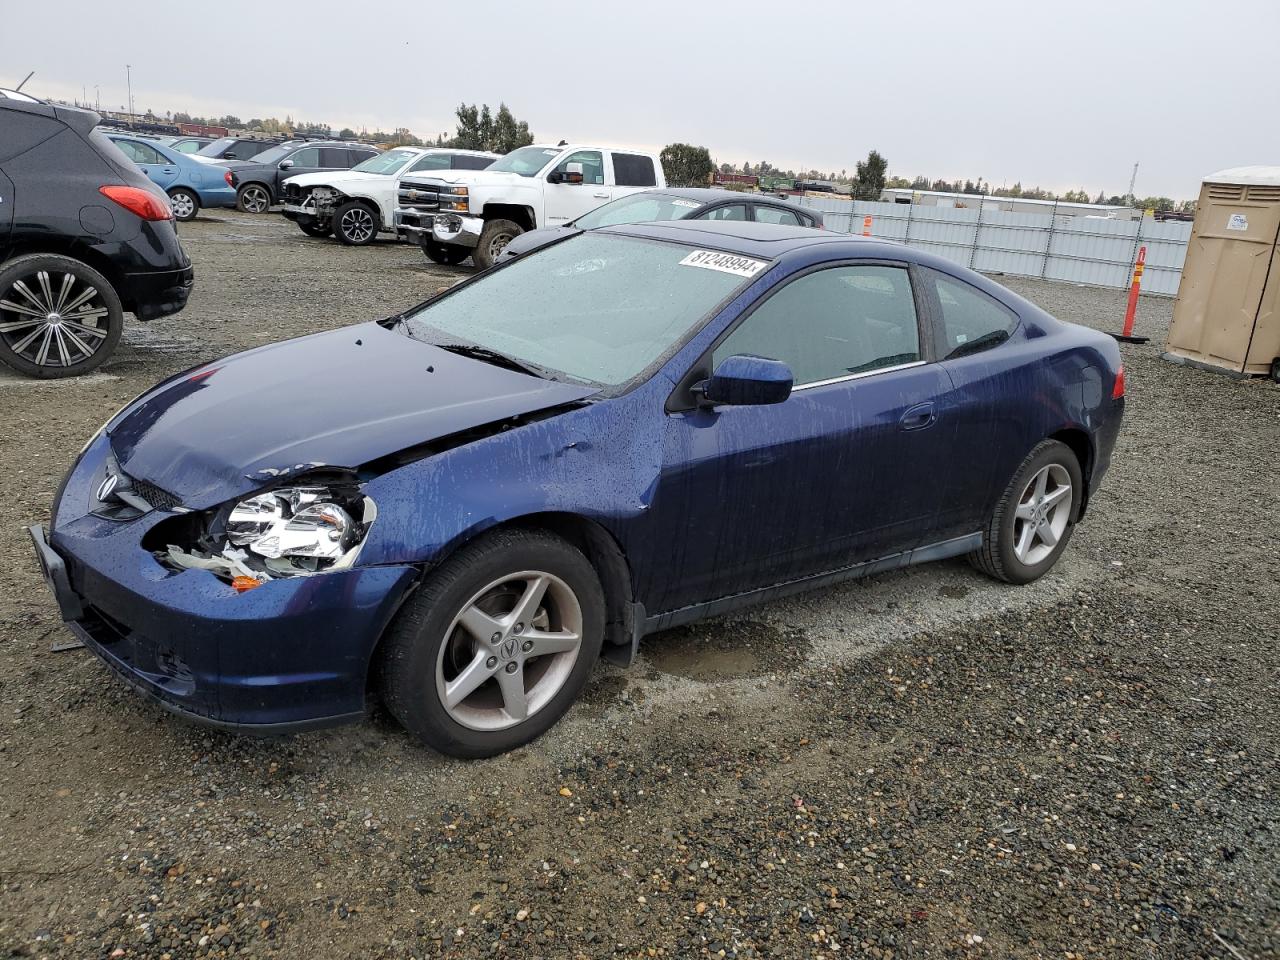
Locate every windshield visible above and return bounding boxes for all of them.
[574,193,704,229]
[403,233,767,387]
[351,149,416,175]
[485,145,563,178]
[195,137,236,157]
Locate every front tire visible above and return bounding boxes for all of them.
[969,439,1083,584]
[0,255,123,378]
[297,216,331,238]
[168,188,200,222]
[379,529,605,758]
[471,218,523,270]
[333,201,379,246]
[236,182,272,214]
[422,239,471,266]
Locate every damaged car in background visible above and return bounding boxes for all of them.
[279,147,499,245]
[29,221,1124,758]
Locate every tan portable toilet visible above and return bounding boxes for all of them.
[1165,166,1280,381]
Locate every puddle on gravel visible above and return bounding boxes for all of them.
[643,619,812,682]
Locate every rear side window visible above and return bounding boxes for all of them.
[114,140,165,165]
[317,147,347,167]
[696,204,749,222]
[753,205,802,226]
[924,268,1019,358]
[612,153,657,187]
[350,149,378,166]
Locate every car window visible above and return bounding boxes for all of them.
[713,265,921,386]
[317,147,347,167]
[612,153,657,187]
[114,139,166,165]
[753,205,802,226]
[574,193,705,229]
[453,154,495,170]
[925,268,1019,358]
[349,149,377,166]
[287,147,321,167]
[171,140,202,154]
[695,204,749,222]
[553,150,604,186]
[408,153,453,173]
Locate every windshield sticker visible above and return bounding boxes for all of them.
[679,250,768,278]
[671,199,700,209]
[542,149,560,157]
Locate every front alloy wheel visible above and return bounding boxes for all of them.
[0,255,123,378]
[380,529,604,757]
[334,201,378,246]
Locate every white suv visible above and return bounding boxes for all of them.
[280,147,499,245]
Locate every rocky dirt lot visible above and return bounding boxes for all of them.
[0,212,1277,960]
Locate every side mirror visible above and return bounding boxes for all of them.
[279,159,294,170]
[224,151,238,160]
[699,355,793,407]
[549,161,584,185]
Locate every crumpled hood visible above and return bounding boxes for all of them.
[108,322,598,507]
[284,170,387,190]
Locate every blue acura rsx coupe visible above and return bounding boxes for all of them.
[28,221,1124,757]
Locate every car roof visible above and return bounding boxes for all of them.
[655,187,803,208]
[602,219,859,257]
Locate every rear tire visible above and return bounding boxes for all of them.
[0,255,123,379]
[969,439,1083,585]
[1270,357,1280,384]
[333,201,379,246]
[422,239,471,266]
[236,182,272,213]
[379,529,604,758]
[471,218,523,270]
[167,188,200,222]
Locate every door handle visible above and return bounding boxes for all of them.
[593,192,609,199]
[899,401,936,431]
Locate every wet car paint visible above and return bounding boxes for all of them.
[39,226,1124,732]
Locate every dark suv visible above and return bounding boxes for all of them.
[225,141,380,213]
[193,136,285,162]
[0,90,193,378]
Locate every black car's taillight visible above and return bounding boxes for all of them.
[99,185,173,221]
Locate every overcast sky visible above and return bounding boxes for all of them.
[5,0,1277,200]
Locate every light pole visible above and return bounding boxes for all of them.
[94,85,100,111]
[126,64,133,115]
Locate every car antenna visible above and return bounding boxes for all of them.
[557,139,567,146]
[15,71,34,92]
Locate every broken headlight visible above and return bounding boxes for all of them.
[159,483,377,586]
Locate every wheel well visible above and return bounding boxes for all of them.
[1,239,129,311]
[239,180,273,199]
[481,204,535,232]
[1050,427,1093,518]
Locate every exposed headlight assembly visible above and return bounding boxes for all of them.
[160,483,377,589]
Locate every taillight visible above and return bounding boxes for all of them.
[1112,365,1126,399]
[224,170,233,187]
[99,185,173,222]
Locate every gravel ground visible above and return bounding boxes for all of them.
[1,212,1277,960]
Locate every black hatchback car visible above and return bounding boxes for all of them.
[0,90,193,378]
[225,141,380,213]
[498,187,823,263]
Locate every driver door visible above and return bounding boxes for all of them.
[646,263,957,613]
[544,150,608,225]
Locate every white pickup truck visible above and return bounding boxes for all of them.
[394,143,667,268]
[279,147,499,245]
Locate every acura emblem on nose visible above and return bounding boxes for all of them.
[96,473,119,502]
[500,638,518,660]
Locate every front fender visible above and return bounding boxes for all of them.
[356,378,670,581]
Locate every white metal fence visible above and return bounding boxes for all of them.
[792,197,1192,296]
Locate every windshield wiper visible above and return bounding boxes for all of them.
[434,342,549,379]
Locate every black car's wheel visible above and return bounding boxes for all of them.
[236,182,272,214]
[422,239,471,266]
[969,439,1083,585]
[0,255,123,378]
[471,219,523,270]
[167,188,200,222]
[297,216,331,238]
[379,529,604,758]
[333,201,379,246]
[1270,357,1280,384]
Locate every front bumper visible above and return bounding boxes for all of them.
[122,264,195,321]
[30,437,418,734]
[394,209,482,248]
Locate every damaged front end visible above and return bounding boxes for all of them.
[281,186,344,226]
[149,474,376,591]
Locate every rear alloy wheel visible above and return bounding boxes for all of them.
[471,218,523,270]
[380,529,604,757]
[236,183,272,214]
[969,439,1083,584]
[333,201,379,246]
[0,255,123,378]
[422,239,471,266]
[167,188,200,222]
